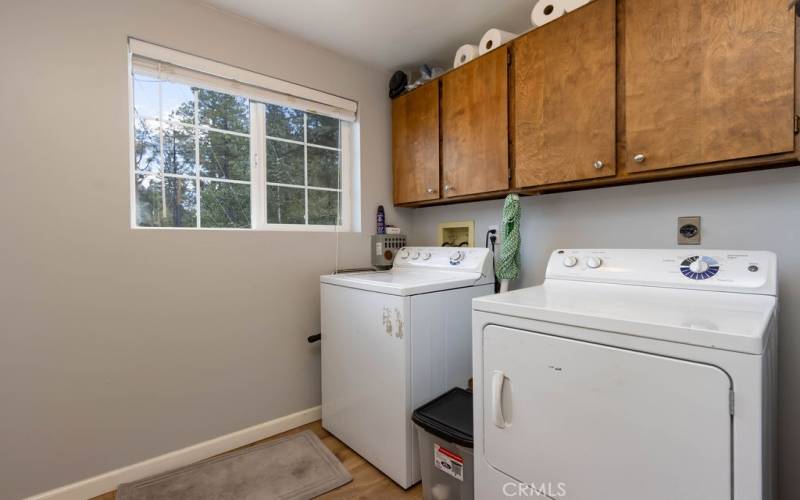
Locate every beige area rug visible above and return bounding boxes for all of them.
[116,430,352,500]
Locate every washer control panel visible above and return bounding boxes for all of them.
[394,247,493,274]
[546,249,777,295]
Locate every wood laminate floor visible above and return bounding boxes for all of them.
[90,420,423,500]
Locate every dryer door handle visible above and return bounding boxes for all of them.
[491,370,507,429]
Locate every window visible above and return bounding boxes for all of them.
[128,40,356,230]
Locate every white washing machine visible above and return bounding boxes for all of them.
[321,246,494,488]
[472,249,777,500]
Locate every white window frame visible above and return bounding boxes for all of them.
[127,39,356,232]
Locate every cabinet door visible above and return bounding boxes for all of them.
[625,0,795,172]
[392,82,440,204]
[513,0,616,187]
[442,48,509,198]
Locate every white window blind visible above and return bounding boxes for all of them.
[129,38,358,122]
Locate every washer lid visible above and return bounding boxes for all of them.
[321,269,489,296]
[473,280,776,354]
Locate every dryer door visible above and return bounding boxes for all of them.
[482,325,732,500]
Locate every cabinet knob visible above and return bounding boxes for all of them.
[633,154,647,164]
[593,160,605,170]
[426,188,436,194]
[444,185,454,192]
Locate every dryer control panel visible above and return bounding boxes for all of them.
[546,249,777,296]
[394,246,493,274]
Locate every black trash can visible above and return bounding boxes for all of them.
[412,388,474,500]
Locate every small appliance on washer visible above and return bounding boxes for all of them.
[472,249,777,500]
[321,246,494,488]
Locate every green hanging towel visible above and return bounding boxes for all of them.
[497,194,521,292]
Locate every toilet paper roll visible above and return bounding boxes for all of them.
[453,44,479,68]
[562,0,592,12]
[531,0,566,27]
[478,29,518,55]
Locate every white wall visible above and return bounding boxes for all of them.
[0,1,408,498]
[408,166,800,500]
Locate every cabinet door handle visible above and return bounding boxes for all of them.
[633,154,647,164]
[491,370,507,429]
[593,160,605,170]
[444,185,454,192]
[426,188,437,194]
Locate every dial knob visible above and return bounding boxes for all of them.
[399,249,409,259]
[411,251,420,260]
[449,250,465,265]
[586,257,603,269]
[422,251,432,261]
[562,256,578,268]
[689,259,709,273]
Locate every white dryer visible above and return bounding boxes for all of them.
[321,247,493,488]
[472,249,777,500]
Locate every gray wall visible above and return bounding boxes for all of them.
[408,166,800,500]
[0,1,408,498]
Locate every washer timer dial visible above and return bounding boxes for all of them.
[680,256,720,280]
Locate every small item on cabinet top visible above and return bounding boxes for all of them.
[454,44,480,68]
[531,0,566,27]
[406,64,444,91]
[389,71,408,99]
[478,29,517,55]
[377,205,386,234]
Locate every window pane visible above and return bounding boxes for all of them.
[133,73,159,120]
[134,118,161,173]
[267,139,304,185]
[307,112,339,148]
[162,123,195,175]
[200,181,251,228]
[308,189,339,225]
[164,177,198,227]
[135,174,162,226]
[199,130,249,181]
[160,81,195,125]
[267,185,305,224]
[197,88,250,134]
[266,104,304,141]
[307,147,340,189]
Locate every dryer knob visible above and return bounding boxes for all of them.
[399,249,409,259]
[587,257,603,269]
[562,256,578,268]
[689,259,709,273]
[422,251,432,261]
[411,251,420,260]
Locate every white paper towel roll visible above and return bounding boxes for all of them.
[453,44,479,68]
[531,0,565,27]
[478,29,517,55]
[562,0,592,12]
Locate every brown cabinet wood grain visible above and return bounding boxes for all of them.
[513,0,616,188]
[624,0,796,173]
[392,82,440,204]
[441,47,509,198]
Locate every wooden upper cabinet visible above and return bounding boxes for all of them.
[392,82,440,204]
[441,47,509,198]
[625,0,796,173]
[513,0,616,188]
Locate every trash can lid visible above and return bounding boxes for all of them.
[412,387,473,448]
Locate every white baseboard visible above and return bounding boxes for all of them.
[26,406,322,500]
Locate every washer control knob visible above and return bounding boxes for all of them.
[449,250,465,265]
[562,256,578,268]
[410,251,420,260]
[422,251,432,261]
[399,249,409,259]
[689,259,709,274]
[586,257,603,269]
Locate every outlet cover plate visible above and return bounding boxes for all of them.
[678,216,701,245]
